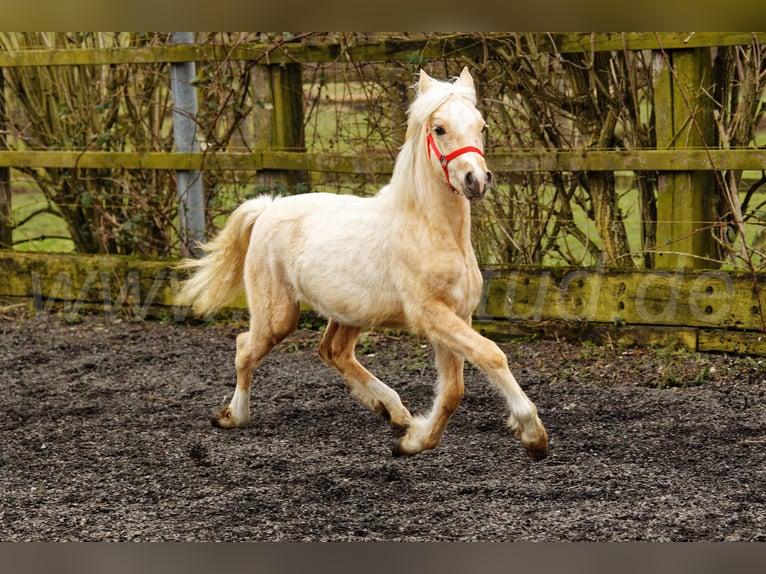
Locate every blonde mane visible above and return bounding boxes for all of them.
[405,74,477,140]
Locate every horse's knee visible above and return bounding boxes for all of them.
[324,336,358,371]
[235,331,249,350]
[470,340,507,373]
[318,341,354,370]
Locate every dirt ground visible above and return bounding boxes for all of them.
[0,312,764,541]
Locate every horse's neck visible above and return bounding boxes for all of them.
[425,182,473,248]
[418,157,472,249]
[387,137,474,252]
[392,172,473,252]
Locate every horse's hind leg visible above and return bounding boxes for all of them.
[213,296,299,429]
[318,321,413,437]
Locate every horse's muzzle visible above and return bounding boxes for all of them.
[464,170,492,200]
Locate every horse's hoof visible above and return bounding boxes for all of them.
[390,422,409,439]
[525,442,550,461]
[516,420,549,461]
[391,437,415,457]
[391,443,416,458]
[210,407,237,429]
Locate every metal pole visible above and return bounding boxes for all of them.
[170,32,205,257]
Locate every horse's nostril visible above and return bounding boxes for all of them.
[486,171,493,187]
[466,172,475,186]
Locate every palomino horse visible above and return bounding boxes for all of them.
[177,67,549,460]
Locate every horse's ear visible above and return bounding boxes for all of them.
[418,69,433,94]
[455,66,475,90]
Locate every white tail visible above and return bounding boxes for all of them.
[176,195,273,315]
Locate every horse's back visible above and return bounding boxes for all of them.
[251,192,385,250]
[245,191,405,327]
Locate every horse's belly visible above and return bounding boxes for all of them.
[258,193,402,326]
[298,279,405,328]
[291,250,405,327]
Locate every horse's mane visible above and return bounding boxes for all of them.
[386,74,477,207]
[405,75,477,141]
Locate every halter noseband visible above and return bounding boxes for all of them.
[426,123,484,195]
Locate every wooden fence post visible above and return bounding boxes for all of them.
[652,47,718,270]
[251,63,306,194]
[170,32,205,257]
[251,64,273,193]
[0,68,11,250]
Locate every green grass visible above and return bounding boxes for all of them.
[11,186,74,253]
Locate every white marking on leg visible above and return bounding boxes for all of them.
[228,387,251,427]
[492,368,538,431]
[395,414,430,454]
[350,377,411,427]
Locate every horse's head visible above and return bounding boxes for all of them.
[418,67,493,200]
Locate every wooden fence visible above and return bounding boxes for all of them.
[2,251,765,355]
[1,32,766,354]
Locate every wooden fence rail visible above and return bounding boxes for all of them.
[1,148,764,173]
[0,33,764,68]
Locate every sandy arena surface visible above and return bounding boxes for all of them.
[1,314,764,541]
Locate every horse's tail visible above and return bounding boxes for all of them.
[176,195,273,316]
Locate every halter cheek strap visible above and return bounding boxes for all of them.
[426,124,484,194]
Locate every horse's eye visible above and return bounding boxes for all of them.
[433,126,445,136]
[481,123,487,133]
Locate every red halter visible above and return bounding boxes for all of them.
[426,124,484,194]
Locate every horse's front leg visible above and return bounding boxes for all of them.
[409,304,549,461]
[393,343,464,456]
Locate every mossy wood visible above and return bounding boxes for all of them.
[0,70,9,249]
[0,33,762,68]
[479,267,765,331]
[1,149,764,173]
[652,48,718,270]
[2,251,764,355]
[0,251,176,311]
